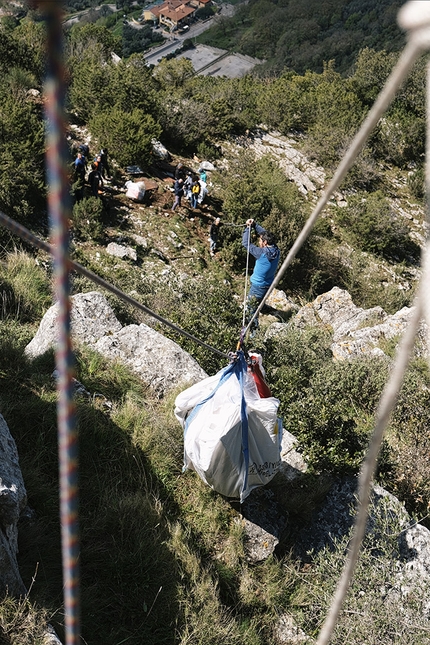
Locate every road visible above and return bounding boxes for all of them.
[143,17,217,65]
[62,2,235,66]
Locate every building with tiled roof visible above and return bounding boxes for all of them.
[151,0,196,30]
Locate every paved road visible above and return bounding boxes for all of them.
[143,17,216,65]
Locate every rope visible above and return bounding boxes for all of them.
[243,36,424,338]
[316,289,424,645]
[315,20,429,644]
[39,3,80,644]
[0,211,229,360]
[241,223,251,327]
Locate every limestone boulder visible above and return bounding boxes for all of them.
[25,291,207,396]
[267,287,427,360]
[24,292,122,359]
[0,414,27,596]
[94,323,208,395]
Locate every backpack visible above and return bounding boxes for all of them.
[192,184,199,194]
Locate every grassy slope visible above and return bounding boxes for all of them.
[0,141,429,644]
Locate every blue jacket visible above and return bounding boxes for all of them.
[242,223,280,288]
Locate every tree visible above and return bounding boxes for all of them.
[0,94,45,225]
[153,58,194,90]
[89,107,161,168]
[110,55,160,119]
[68,49,114,121]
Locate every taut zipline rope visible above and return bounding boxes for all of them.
[243,34,425,340]
[0,210,229,359]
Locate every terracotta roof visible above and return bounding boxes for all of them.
[158,3,195,20]
[152,0,188,16]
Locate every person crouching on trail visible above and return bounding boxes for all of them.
[242,218,280,335]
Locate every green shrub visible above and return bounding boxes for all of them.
[266,329,388,473]
[156,274,242,374]
[407,166,425,200]
[335,191,420,263]
[196,140,222,161]
[71,196,104,241]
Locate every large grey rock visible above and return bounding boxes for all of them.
[25,292,208,396]
[94,323,208,395]
[268,287,426,360]
[295,477,430,591]
[24,292,122,359]
[236,487,288,564]
[106,242,137,261]
[279,430,307,481]
[0,414,27,596]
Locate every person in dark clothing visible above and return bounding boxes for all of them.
[100,148,110,179]
[242,218,280,334]
[74,152,86,179]
[172,178,184,211]
[73,152,86,202]
[209,217,221,256]
[94,154,104,176]
[175,162,184,180]
[88,163,103,197]
[79,143,89,163]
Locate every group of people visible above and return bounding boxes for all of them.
[172,163,208,211]
[72,144,111,202]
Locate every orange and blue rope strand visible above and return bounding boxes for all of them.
[36,1,81,643]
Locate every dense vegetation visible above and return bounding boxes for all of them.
[0,4,429,645]
[199,0,406,75]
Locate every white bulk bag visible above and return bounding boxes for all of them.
[174,352,282,502]
[125,180,145,201]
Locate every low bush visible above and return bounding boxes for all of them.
[335,191,420,263]
[71,196,104,242]
[265,328,388,473]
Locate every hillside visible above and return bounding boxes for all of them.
[198,0,407,75]
[1,123,430,644]
[0,4,430,644]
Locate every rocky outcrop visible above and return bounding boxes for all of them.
[25,291,122,359]
[0,414,27,597]
[266,286,427,360]
[25,291,207,395]
[296,477,430,601]
[106,242,137,261]
[94,322,207,395]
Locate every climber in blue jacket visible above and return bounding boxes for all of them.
[242,218,280,334]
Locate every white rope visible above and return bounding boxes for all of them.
[244,33,425,337]
[316,288,424,645]
[315,6,430,641]
[242,223,252,327]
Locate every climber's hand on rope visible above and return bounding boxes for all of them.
[246,218,254,227]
